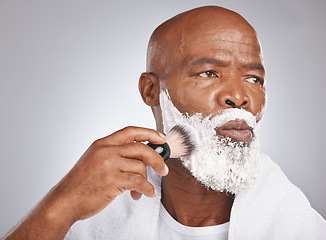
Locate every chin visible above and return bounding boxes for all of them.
[180,134,260,195]
[160,89,261,195]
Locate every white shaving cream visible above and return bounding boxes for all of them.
[160,90,262,195]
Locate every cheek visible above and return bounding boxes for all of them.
[250,90,266,118]
[168,85,211,115]
[169,90,197,113]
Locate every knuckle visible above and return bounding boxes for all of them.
[123,126,137,134]
[135,161,147,175]
[138,161,147,172]
[103,145,119,156]
[94,146,109,157]
[93,147,118,167]
[133,142,146,151]
[91,139,103,148]
[102,157,113,170]
[127,173,143,185]
[134,175,143,185]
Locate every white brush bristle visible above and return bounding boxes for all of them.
[166,124,198,158]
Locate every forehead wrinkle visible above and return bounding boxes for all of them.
[188,36,262,54]
[220,39,262,51]
[203,29,261,49]
[190,57,226,66]
[178,31,263,69]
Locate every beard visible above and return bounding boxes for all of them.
[160,90,262,195]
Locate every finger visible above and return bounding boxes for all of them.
[121,173,156,198]
[118,142,169,176]
[130,190,143,200]
[102,126,166,145]
[118,158,148,179]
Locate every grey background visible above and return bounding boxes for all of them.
[0,0,325,236]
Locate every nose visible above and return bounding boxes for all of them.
[217,84,250,109]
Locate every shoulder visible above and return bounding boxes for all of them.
[254,153,312,214]
[259,154,326,238]
[230,153,326,239]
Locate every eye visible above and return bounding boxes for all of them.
[198,70,218,78]
[245,76,263,85]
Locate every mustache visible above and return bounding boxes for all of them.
[210,108,257,129]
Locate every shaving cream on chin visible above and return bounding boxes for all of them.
[159,90,261,195]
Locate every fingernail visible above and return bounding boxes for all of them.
[164,164,169,175]
[158,132,166,139]
[153,189,157,197]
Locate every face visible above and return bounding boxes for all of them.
[153,20,266,194]
[161,24,266,127]
[142,12,267,193]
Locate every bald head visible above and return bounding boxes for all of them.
[140,5,266,132]
[146,6,261,78]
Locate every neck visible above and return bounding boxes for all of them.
[161,158,234,227]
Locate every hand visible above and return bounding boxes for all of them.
[48,126,168,223]
[3,126,168,240]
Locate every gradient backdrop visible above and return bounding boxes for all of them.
[1,0,325,236]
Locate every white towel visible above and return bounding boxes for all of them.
[229,154,326,240]
[65,166,162,240]
[66,154,326,239]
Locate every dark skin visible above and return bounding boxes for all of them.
[3,127,168,239]
[161,159,235,226]
[4,6,266,239]
[140,6,266,226]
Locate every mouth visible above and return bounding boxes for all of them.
[215,119,253,142]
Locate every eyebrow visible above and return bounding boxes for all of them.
[190,58,225,66]
[242,62,265,74]
[190,57,265,74]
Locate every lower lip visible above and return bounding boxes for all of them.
[217,129,252,142]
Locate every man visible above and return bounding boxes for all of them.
[4,5,326,240]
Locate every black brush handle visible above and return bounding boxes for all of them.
[147,142,170,161]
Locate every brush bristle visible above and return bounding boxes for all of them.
[166,124,198,158]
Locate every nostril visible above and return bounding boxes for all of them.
[241,101,247,106]
[225,99,236,107]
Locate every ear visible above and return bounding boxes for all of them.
[138,72,160,106]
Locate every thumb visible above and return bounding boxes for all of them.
[130,190,143,200]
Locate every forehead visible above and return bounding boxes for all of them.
[170,25,263,69]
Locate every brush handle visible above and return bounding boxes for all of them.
[147,142,170,161]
